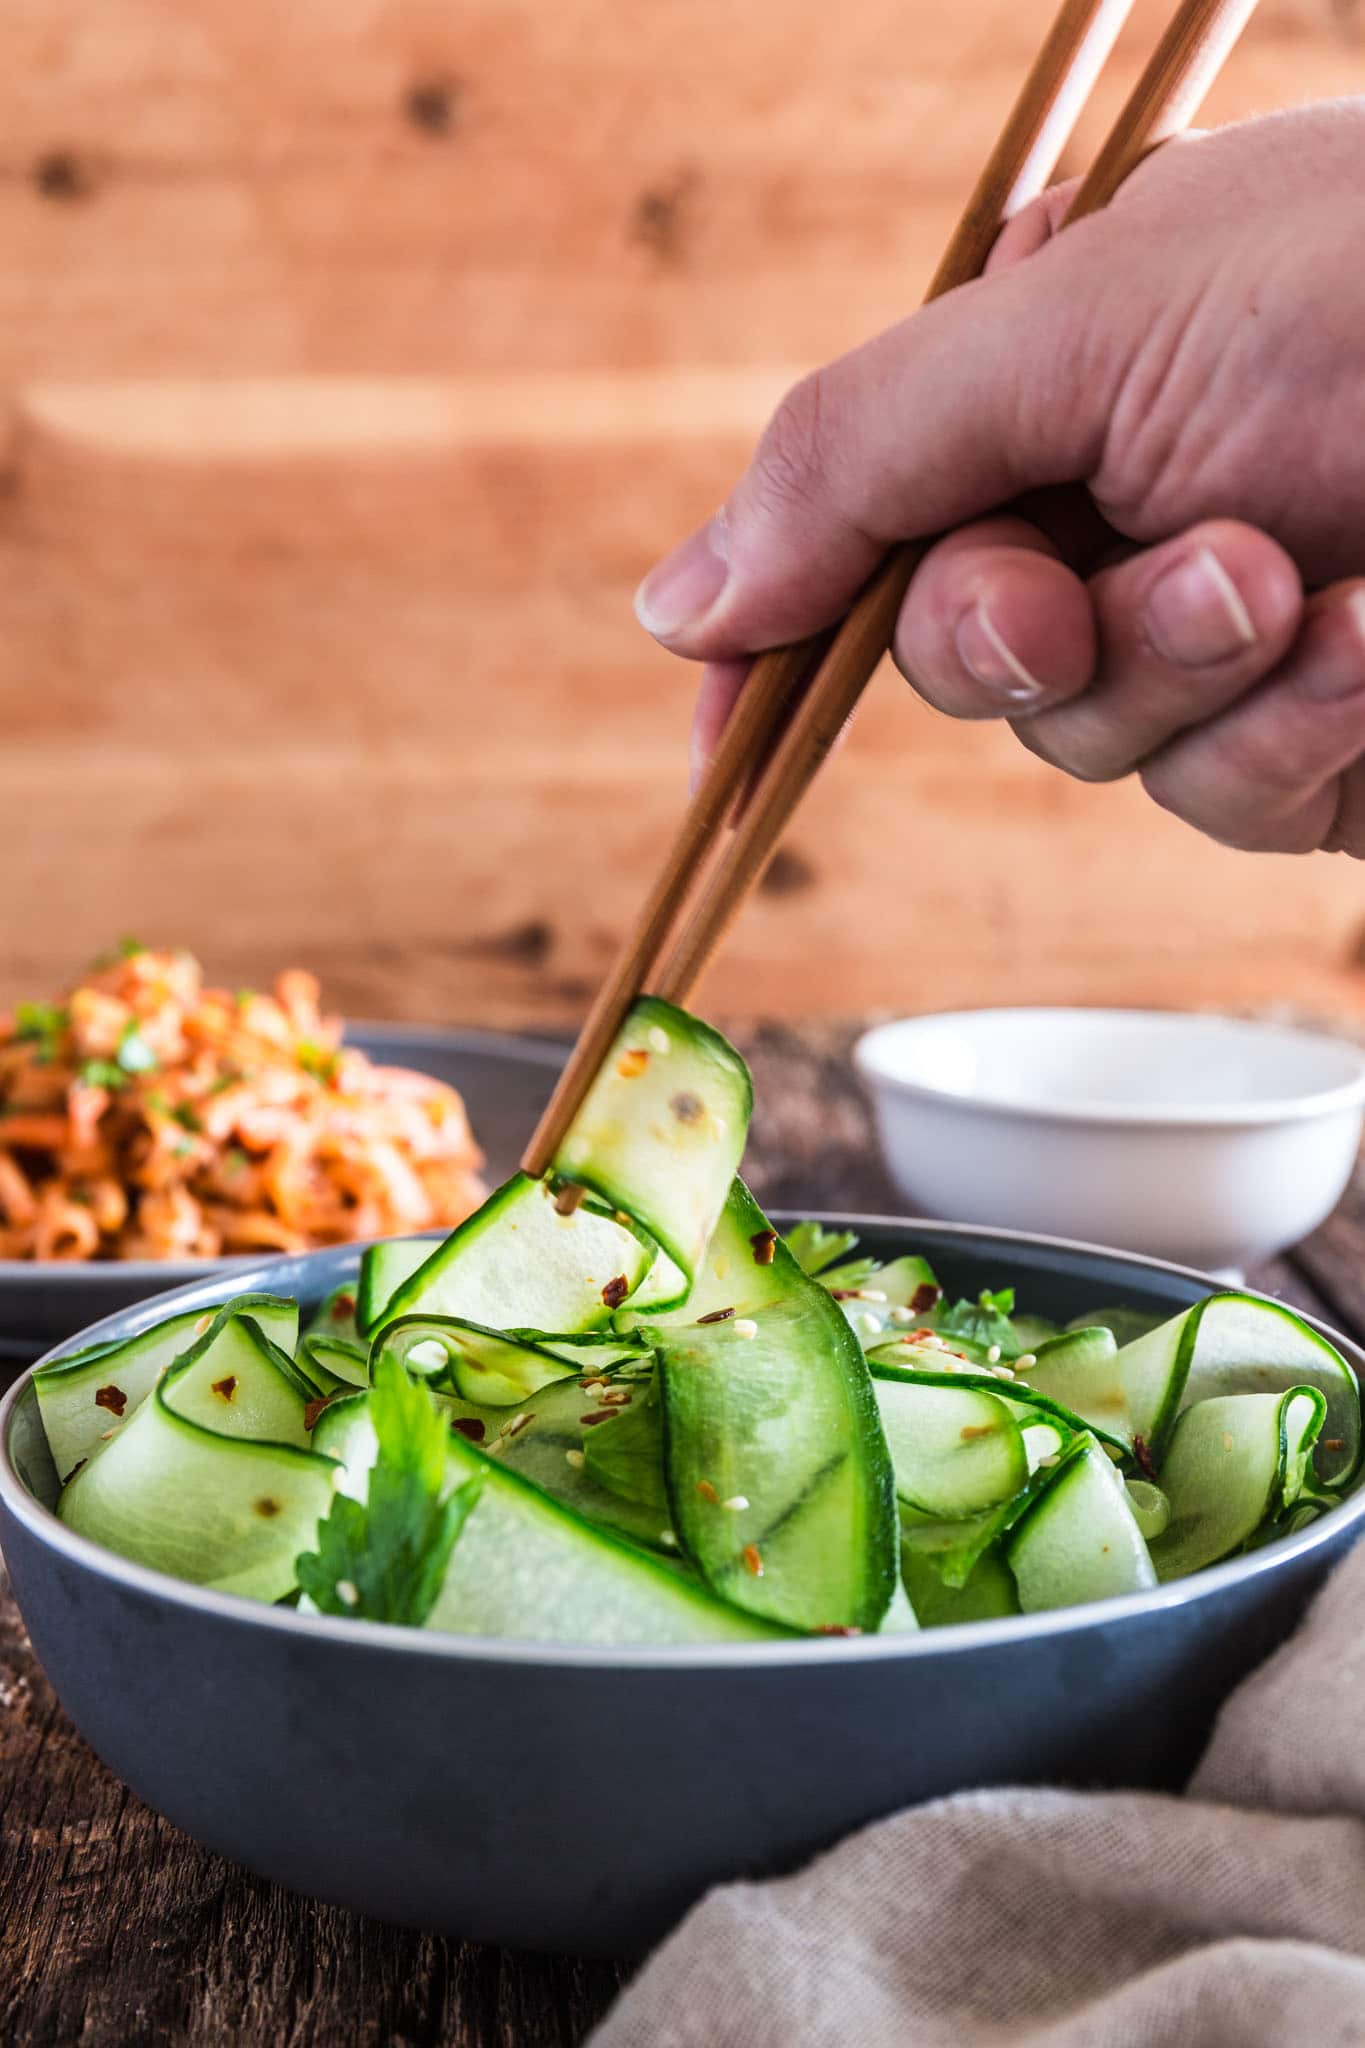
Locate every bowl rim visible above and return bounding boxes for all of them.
[854,1008,1365,1131]
[4,1214,1364,1673]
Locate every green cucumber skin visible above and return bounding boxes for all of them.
[1005,1435,1157,1613]
[552,996,751,1284]
[430,1425,790,1645]
[867,1356,1120,1459]
[35,1293,300,1484]
[1150,1386,1326,1581]
[372,1173,653,1340]
[355,1237,435,1338]
[655,1181,898,1635]
[376,1313,574,1407]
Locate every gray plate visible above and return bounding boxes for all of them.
[3,1219,1363,1955]
[0,1024,566,1352]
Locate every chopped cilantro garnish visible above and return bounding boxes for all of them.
[116,1020,158,1075]
[783,1220,861,1278]
[207,1071,239,1095]
[296,1354,483,1625]
[928,1288,1020,1357]
[90,936,147,970]
[171,1103,203,1132]
[77,1058,127,1091]
[15,1001,68,1048]
[298,1040,340,1084]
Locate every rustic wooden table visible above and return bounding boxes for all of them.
[3,1022,1363,2048]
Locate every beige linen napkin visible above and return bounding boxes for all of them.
[592,1544,1365,2047]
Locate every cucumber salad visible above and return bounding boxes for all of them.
[33,1000,1361,1644]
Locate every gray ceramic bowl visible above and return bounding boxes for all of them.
[3,1219,1363,1956]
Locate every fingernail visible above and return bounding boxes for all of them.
[1145,547,1257,667]
[954,604,1046,702]
[1301,589,1365,701]
[635,515,729,639]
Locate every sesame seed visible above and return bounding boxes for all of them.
[861,1289,888,1304]
[1015,1352,1037,1371]
[857,1312,881,1337]
[1038,1453,1060,1468]
[889,1305,914,1326]
[659,1529,678,1548]
[647,1026,671,1054]
[601,1388,632,1406]
[986,1344,1002,1364]
[990,1365,1016,1381]
[721,1495,750,1512]
[733,1318,759,1340]
[337,1579,359,1607]
[742,1543,764,1577]
[565,1449,585,1469]
[499,1412,532,1439]
[922,1334,947,1350]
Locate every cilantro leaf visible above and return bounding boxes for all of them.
[297,1040,340,1083]
[77,1058,127,1091]
[15,1001,68,1048]
[783,1220,861,1277]
[928,1287,1020,1358]
[295,1354,483,1625]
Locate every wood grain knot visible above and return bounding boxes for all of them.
[630,168,700,261]
[32,151,97,202]
[403,75,461,136]
[759,845,816,897]
[462,919,555,967]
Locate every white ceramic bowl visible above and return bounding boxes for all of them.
[855,1008,1365,1275]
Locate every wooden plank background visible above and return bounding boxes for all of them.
[4,0,1365,1028]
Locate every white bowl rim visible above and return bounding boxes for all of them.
[855,1008,1365,1130]
[3,1214,1363,1675]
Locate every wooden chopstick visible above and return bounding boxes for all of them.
[520,0,1139,1178]
[650,0,1260,1011]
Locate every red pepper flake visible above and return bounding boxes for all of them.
[1323,1437,1345,1452]
[697,1306,735,1325]
[910,1283,943,1314]
[580,1411,614,1427]
[94,1384,127,1417]
[211,1374,238,1402]
[742,1543,764,1578]
[451,1416,486,1443]
[303,1396,331,1432]
[814,1624,863,1637]
[1132,1433,1159,1483]
[670,1090,704,1125]
[616,1047,650,1080]
[254,1496,282,1518]
[749,1229,778,1266]
[601,1274,630,1310]
[553,1182,585,1217]
[331,1292,356,1321]
[696,1480,719,1504]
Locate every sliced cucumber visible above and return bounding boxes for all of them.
[652,1186,897,1632]
[1125,1478,1170,1541]
[1005,1436,1156,1613]
[307,1285,362,1349]
[297,1333,370,1396]
[901,1543,1020,1627]
[35,1293,300,1482]
[1020,1418,1068,1471]
[871,1376,1027,1521]
[1010,1313,1062,1351]
[1149,1388,1326,1581]
[1095,1294,1358,1484]
[356,1236,436,1336]
[58,1382,337,1601]
[1068,1304,1163,1348]
[373,1173,654,1338]
[1015,1325,1127,1442]
[627,1178,797,1330]
[424,1428,788,1645]
[867,1353,1121,1460]
[161,1311,313,1448]
[376,1314,574,1407]
[551,996,750,1287]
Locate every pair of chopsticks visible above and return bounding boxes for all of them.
[524,0,1259,1178]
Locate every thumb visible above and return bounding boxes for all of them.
[634,222,1119,660]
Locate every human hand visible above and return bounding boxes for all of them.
[634,102,1365,854]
